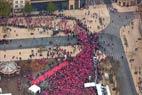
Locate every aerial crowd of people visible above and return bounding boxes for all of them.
[0,14,99,95]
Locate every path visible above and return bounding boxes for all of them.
[0,35,78,50]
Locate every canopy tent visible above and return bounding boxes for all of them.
[0,88,2,93]
[96,83,103,95]
[84,82,96,88]
[96,83,111,95]
[0,62,18,74]
[28,85,41,94]
[0,93,12,95]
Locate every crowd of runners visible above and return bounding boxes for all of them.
[0,14,100,95]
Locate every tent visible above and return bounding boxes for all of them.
[28,85,41,94]
[0,88,2,93]
[84,82,96,88]
[96,83,111,95]
[0,93,12,95]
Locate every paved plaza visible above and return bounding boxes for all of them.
[56,5,110,33]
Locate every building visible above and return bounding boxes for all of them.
[29,0,86,11]
[8,0,86,13]
[6,0,29,13]
[12,0,25,12]
[10,0,86,12]
[114,0,137,7]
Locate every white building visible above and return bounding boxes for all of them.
[12,0,25,12]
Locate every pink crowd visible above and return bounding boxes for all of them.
[0,15,99,95]
[40,24,98,95]
[32,23,98,95]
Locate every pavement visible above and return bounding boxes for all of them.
[56,5,110,33]
[0,27,54,39]
[0,35,78,50]
[0,45,81,62]
[120,18,142,94]
[0,31,79,62]
[0,18,79,62]
[99,32,137,95]
[98,9,137,95]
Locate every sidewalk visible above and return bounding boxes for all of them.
[0,19,75,40]
[0,27,53,39]
[0,45,81,62]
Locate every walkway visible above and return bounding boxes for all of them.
[0,35,78,50]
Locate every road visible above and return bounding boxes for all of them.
[98,9,137,95]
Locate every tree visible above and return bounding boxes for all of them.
[0,0,11,17]
[46,2,57,13]
[24,3,34,13]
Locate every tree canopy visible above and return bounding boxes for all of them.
[0,0,11,17]
[46,2,57,13]
[24,3,34,13]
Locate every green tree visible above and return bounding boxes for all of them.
[46,2,57,13]
[0,0,11,17]
[24,3,34,13]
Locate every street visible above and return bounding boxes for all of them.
[98,10,137,95]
